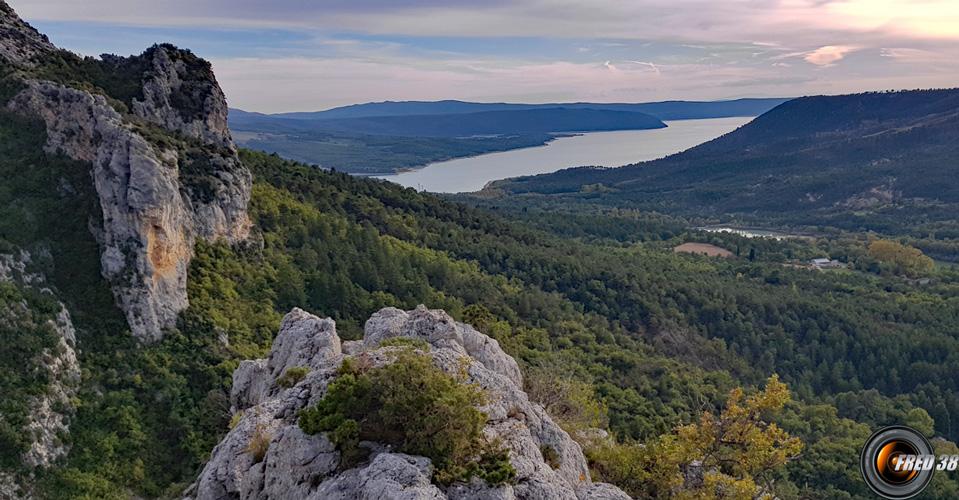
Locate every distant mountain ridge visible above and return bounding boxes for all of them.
[259,97,791,121]
[489,88,959,233]
[231,107,666,138]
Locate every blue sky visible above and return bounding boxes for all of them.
[12,0,959,113]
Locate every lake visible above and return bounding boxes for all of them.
[376,116,753,193]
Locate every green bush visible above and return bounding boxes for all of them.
[29,49,148,107]
[42,468,127,500]
[276,366,309,388]
[0,68,26,105]
[299,351,515,485]
[228,412,242,430]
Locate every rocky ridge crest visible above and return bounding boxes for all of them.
[189,306,630,500]
[0,1,55,67]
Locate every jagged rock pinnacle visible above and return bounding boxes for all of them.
[189,306,630,500]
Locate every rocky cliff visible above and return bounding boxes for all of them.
[188,306,630,500]
[0,2,251,342]
[0,250,81,498]
[0,1,55,67]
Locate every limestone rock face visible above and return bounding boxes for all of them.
[0,1,55,67]
[268,308,341,379]
[189,306,629,500]
[363,306,524,386]
[0,471,25,500]
[8,81,191,341]
[21,302,80,468]
[312,453,446,500]
[231,359,271,413]
[130,44,234,149]
[0,250,81,470]
[1,2,252,341]
[7,79,251,341]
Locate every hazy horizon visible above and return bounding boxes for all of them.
[235,97,795,116]
[11,0,959,113]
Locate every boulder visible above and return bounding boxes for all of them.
[268,308,341,379]
[364,306,523,386]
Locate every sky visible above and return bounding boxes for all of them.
[10,0,959,113]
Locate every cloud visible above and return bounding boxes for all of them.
[10,0,959,111]
[803,45,858,66]
[626,60,661,75]
[879,47,952,64]
[12,0,959,43]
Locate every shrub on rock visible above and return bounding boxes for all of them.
[298,350,516,485]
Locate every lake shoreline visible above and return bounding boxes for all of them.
[384,133,578,175]
[377,117,753,193]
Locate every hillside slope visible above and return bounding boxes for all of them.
[491,88,959,233]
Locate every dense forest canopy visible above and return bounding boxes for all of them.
[6,105,959,495]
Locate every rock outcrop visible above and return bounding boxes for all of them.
[189,306,630,500]
[130,45,235,149]
[0,250,81,470]
[1,3,252,341]
[0,1,55,67]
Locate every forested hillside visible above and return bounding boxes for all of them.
[7,120,959,496]
[232,124,555,175]
[491,88,959,236]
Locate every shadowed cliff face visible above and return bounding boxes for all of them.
[0,2,252,341]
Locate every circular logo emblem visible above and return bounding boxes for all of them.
[861,426,935,499]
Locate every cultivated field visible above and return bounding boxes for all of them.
[673,242,735,258]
